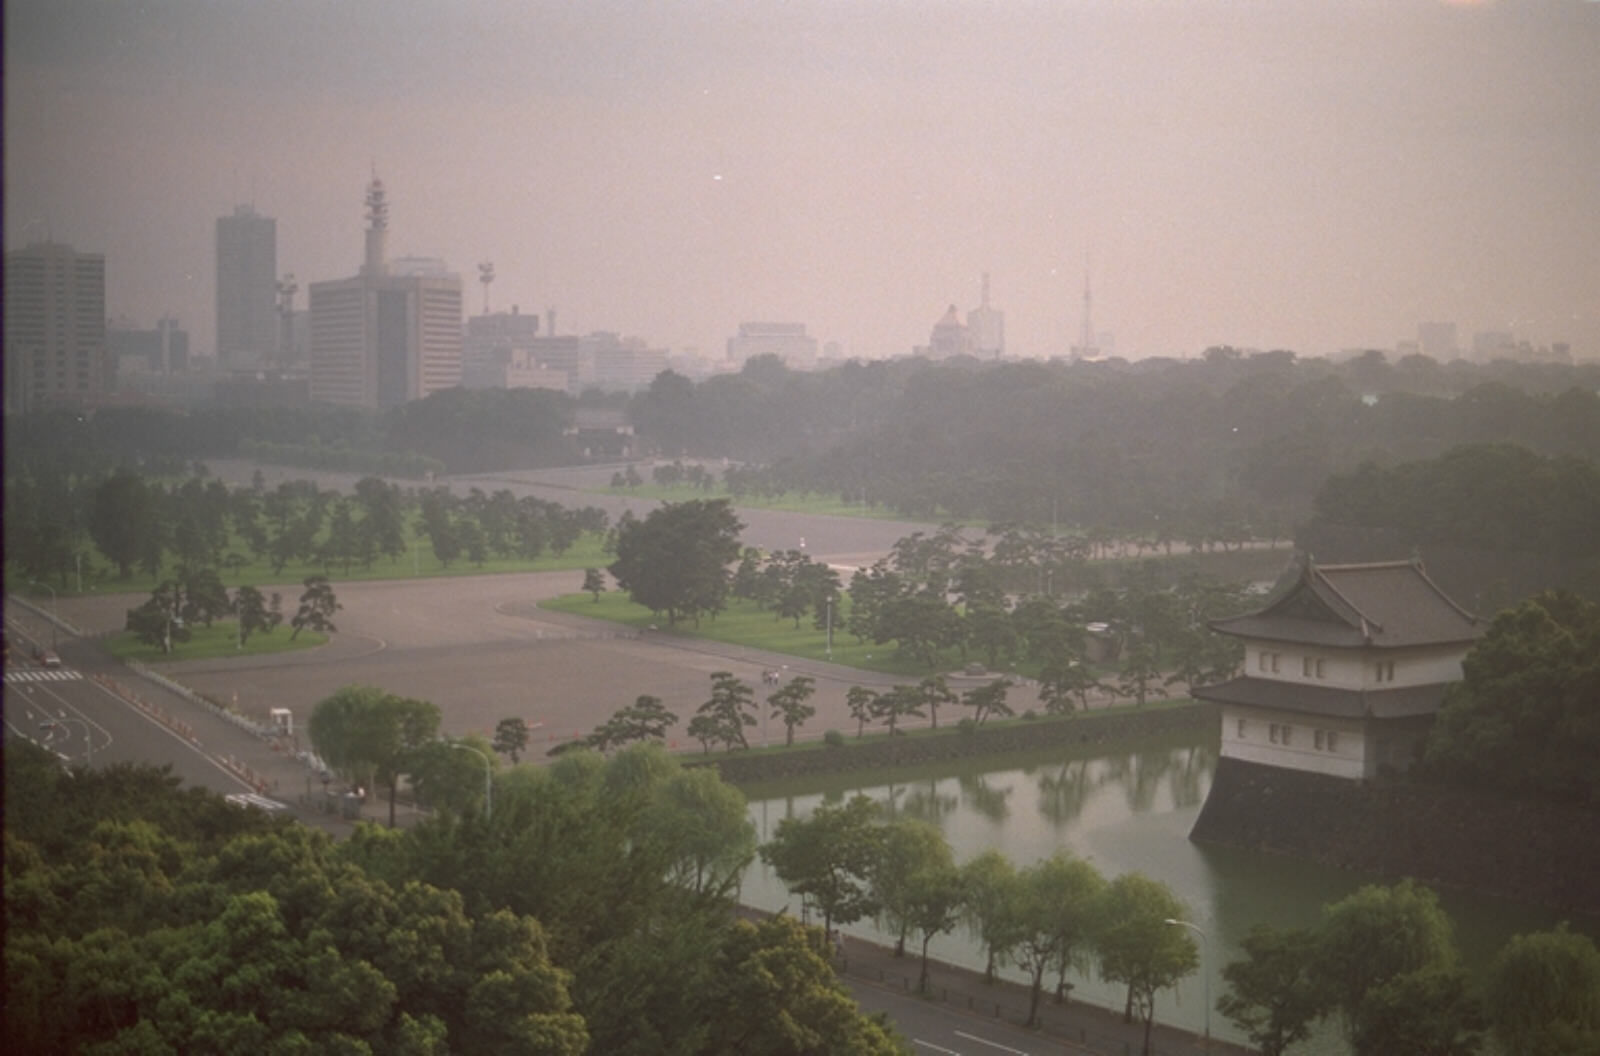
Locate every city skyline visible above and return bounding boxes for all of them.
[5,0,1598,363]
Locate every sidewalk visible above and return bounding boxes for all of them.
[736,906,1252,1056]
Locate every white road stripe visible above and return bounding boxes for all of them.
[954,1031,1030,1055]
[4,669,83,682]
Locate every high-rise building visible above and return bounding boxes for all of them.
[726,321,818,369]
[308,177,462,408]
[3,241,110,413]
[1417,321,1458,362]
[919,305,970,359]
[215,204,278,366]
[967,273,1005,358]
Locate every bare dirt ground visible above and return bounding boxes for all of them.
[56,571,962,754]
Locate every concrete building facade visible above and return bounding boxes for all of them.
[3,241,111,413]
[216,205,278,366]
[308,177,462,408]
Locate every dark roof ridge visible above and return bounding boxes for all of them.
[1309,564,1381,640]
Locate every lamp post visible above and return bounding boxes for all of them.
[447,742,492,822]
[1164,918,1210,1052]
[29,580,58,649]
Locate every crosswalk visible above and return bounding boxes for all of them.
[5,668,83,684]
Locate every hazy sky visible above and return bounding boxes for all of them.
[6,0,1598,362]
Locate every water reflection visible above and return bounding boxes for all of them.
[740,727,1592,1055]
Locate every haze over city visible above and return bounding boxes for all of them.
[5,0,1598,362]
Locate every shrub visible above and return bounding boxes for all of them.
[1022,709,1037,721]
[823,729,846,749]
[957,718,978,736]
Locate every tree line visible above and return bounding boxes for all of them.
[3,738,904,1055]
[4,466,609,592]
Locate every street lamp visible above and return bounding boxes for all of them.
[1164,918,1210,1052]
[29,580,58,648]
[447,742,492,822]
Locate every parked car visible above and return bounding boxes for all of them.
[39,650,62,668]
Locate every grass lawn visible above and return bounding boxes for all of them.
[102,621,328,664]
[540,591,1107,682]
[595,483,926,521]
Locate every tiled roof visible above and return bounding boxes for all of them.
[1211,559,1480,649]
[1193,675,1447,719]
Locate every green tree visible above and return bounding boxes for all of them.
[409,735,497,819]
[1425,591,1600,804]
[1097,873,1198,1054]
[872,684,924,737]
[1483,925,1600,1056]
[960,678,1014,725]
[768,675,817,747]
[871,818,949,958]
[875,594,965,668]
[1115,641,1163,707]
[959,850,1023,984]
[232,584,282,645]
[965,602,1018,670]
[308,686,441,826]
[290,573,341,640]
[698,916,908,1056]
[1011,852,1107,1027]
[1217,924,1322,1056]
[1349,966,1483,1056]
[688,672,755,753]
[916,674,956,730]
[1313,879,1461,1045]
[761,794,883,940]
[582,567,607,601]
[89,469,164,579]
[845,685,879,739]
[1038,649,1101,714]
[492,716,531,764]
[125,580,188,653]
[589,695,679,751]
[608,499,743,625]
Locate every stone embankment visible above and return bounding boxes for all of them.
[1192,756,1600,919]
[696,703,1216,784]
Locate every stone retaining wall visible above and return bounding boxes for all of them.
[695,704,1217,784]
[1192,756,1600,918]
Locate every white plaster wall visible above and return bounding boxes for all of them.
[1219,704,1366,780]
[1238,638,1467,691]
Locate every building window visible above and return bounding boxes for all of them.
[1375,660,1396,682]
[1315,729,1325,750]
[1237,718,1247,739]
[1258,651,1269,672]
[1281,725,1293,745]
[1327,731,1339,752]
[1303,657,1314,677]
[1269,723,1278,744]
[1270,653,1280,674]
[1316,659,1326,678]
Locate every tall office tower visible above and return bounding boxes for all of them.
[2,241,110,413]
[966,272,1005,358]
[216,204,278,366]
[308,176,462,408]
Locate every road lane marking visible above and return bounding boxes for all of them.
[954,1031,1030,1054]
[5,669,84,682]
[914,1043,962,1054]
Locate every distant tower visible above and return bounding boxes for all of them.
[1071,267,1101,361]
[275,273,298,367]
[362,174,389,277]
[309,174,463,408]
[216,204,277,366]
[967,272,1005,358]
[478,262,495,314]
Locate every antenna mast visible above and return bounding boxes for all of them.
[478,262,495,315]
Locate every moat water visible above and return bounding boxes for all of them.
[738,727,1593,1054]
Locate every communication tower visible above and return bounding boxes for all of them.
[478,262,495,315]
